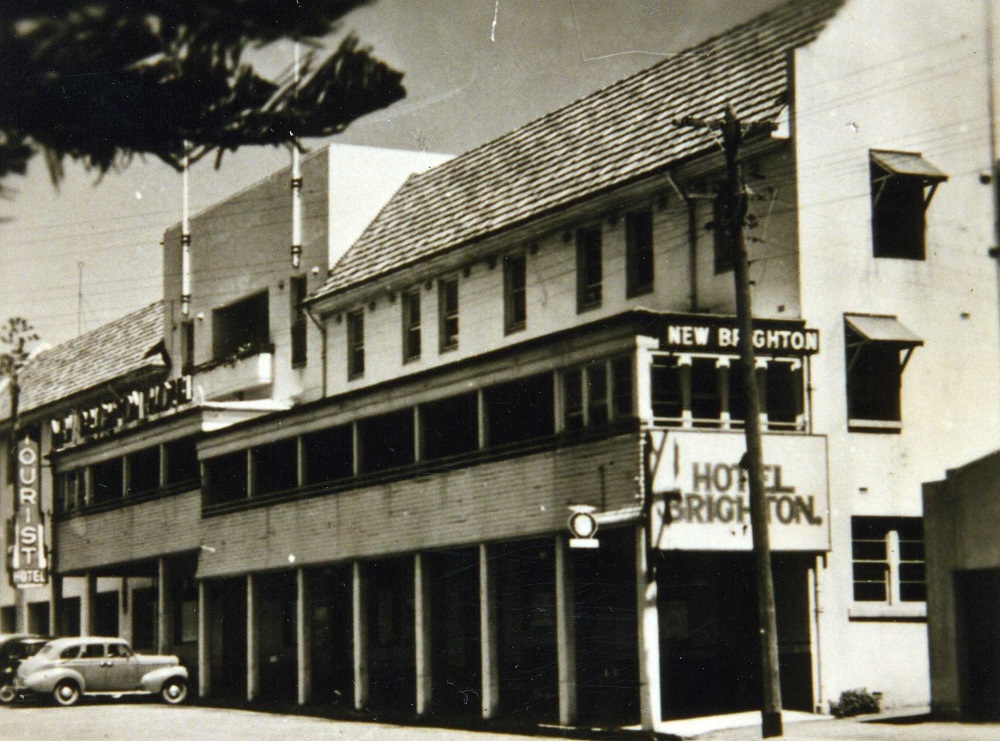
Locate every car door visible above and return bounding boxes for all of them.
[105,642,142,690]
[71,643,110,691]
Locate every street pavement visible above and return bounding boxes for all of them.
[3,701,1000,741]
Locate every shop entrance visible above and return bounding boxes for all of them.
[954,568,1000,720]
[365,557,415,714]
[496,540,558,722]
[308,566,353,707]
[256,572,297,704]
[429,548,481,717]
[208,578,247,698]
[656,552,813,719]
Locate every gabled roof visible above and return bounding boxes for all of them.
[15,302,166,417]
[313,0,844,301]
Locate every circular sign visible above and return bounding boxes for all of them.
[568,511,598,539]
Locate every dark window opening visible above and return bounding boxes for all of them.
[485,372,554,447]
[869,151,945,261]
[612,356,634,418]
[852,516,925,603]
[204,451,248,505]
[652,358,683,421]
[165,438,199,487]
[713,190,736,274]
[303,425,354,485]
[127,447,160,496]
[846,333,902,423]
[291,275,308,367]
[564,369,585,431]
[727,362,748,427]
[358,408,415,474]
[587,363,609,426]
[767,362,803,428]
[690,358,722,426]
[213,291,270,361]
[58,470,85,513]
[91,457,123,505]
[402,288,422,361]
[252,438,298,496]
[504,253,527,333]
[439,277,459,352]
[626,209,654,296]
[181,320,195,371]
[421,393,479,461]
[347,310,365,379]
[576,226,603,311]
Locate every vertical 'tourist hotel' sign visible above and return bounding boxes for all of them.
[9,434,48,588]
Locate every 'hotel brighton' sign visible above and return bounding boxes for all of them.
[8,434,48,588]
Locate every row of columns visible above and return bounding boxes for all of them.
[191,525,661,730]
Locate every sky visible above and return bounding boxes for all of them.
[0,0,783,349]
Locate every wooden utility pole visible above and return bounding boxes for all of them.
[679,105,784,737]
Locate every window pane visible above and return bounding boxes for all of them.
[303,425,354,484]
[252,438,298,495]
[626,209,654,296]
[403,289,421,360]
[485,372,554,446]
[611,356,634,418]
[588,363,609,427]
[347,310,365,378]
[439,278,459,351]
[846,329,902,421]
[651,359,683,421]
[564,369,584,431]
[871,163,926,260]
[504,254,527,332]
[576,227,602,310]
[204,452,248,505]
[165,438,199,487]
[92,457,123,505]
[422,393,479,461]
[690,358,721,426]
[358,409,415,474]
[127,447,160,496]
[767,361,802,427]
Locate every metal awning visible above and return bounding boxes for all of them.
[845,314,923,374]
[845,314,923,346]
[870,150,948,182]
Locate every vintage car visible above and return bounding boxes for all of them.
[15,636,188,706]
[0,634,52,704]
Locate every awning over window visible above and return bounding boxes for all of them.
[845,314,923,347]
[870,150,948,183]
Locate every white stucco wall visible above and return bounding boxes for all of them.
[793,0,1000,710]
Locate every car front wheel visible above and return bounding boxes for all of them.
[53,680,81,707]
[161,678,188,705]
[0,683,17,704]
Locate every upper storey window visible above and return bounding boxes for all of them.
[213,290,269,362]
[626,209,654,297]
[576,225,603,312]
[504,253,527,334]
[844,314,923,432]
[870,150,947,260]
[438,276,459,352]
[347,309,365,379]
[402,288,422,362]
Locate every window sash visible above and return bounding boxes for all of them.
[347,310,365,378]
[504,254,527,333]
[626,209,654,296]
[402,289,422,361]
[439,277,459,351]
[576,227,603,311]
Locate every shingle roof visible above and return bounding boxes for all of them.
[313,0,844,301]
[16,302,166,416]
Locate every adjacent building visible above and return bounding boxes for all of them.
[3,0,999,732]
